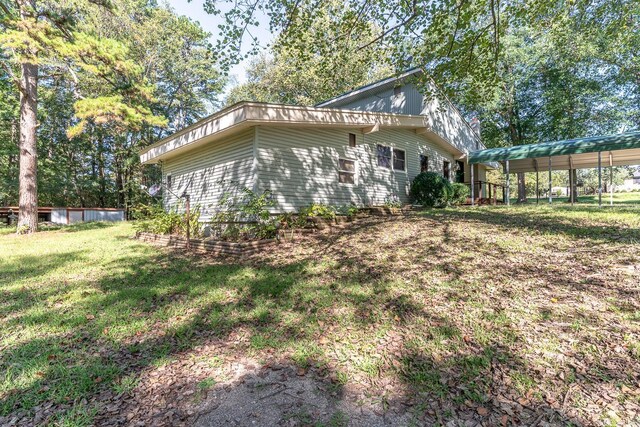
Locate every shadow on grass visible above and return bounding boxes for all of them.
[1,215,637,425]
[40,221,118,233]
[421,205,640,243]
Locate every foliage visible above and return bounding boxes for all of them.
[410,172,452,208]
[383,194,402,208]
[209,187,277,240]
[336,203,360,218]
[133,203,201,238]
[449,183,470,206]
[0,0,224,215]
[299,203,336,220]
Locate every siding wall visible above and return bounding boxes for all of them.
[257,125,456,211]
[162,129,254,220]
[325,83,482,154]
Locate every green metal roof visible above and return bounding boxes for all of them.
[468,131,640,164]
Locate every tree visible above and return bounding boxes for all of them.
[225,1,391,106]
[0,0,162,232]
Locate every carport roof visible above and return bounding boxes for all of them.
[468,131,640,173]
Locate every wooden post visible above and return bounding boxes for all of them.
[598,151,602,208]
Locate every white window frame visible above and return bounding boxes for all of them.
[338,157,357,185]
[393,148,406,172]
[166,174,172,190]
[377,144,406,173]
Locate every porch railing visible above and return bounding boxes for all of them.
[462,180,507,205]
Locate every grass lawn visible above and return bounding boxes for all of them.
[1,204,639,426]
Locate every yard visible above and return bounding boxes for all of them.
[1,204,639,426]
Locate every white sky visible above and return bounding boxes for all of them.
[165,0,274,89]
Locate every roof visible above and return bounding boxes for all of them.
[140,102,439,164]
[315,68,423,108]
[468,131,640,173]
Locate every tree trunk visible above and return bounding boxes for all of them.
[17,60,38,233]
[569,169,578,203]
[516,172,527,203]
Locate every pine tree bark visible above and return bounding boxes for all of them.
[17,60,38,233]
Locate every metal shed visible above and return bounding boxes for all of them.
[0,207,125,225]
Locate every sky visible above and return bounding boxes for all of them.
[166,0,273,89]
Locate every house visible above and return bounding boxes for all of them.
[139,69,492,219]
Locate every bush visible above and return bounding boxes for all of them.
[299,203,336,220]
[449,183,469,206]
[209,187,278,240]
[410,172,452,207]
[133,204,201,237]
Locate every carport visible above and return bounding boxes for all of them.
[467,131,640,207]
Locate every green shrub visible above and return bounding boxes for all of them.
[209,187,277,240]
[133,204,201,237]
[409,172,452,207]
[299,203,336,219]
[449,183,469,206]
[336,203,360,217]
[383,194,402,208]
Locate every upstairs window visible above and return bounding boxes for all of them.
[338,158,356,184]
[393,149,406,171]
[348,133,356,147]
[420,155,429,173]
[377,145,392,169]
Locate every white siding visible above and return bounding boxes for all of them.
[323,83,482,155]
[162,129,254,220]
[257,126,455,211]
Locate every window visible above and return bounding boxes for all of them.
[443,161,450,181]
[377,144,392,169]
[420,155,429,173]
[393,86,402,96]
[378,144,405,171]
[338,158,356,184]
[393,149,406,171]
[166,174,172,190]
[348,133,356,147]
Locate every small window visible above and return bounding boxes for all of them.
[443,161,450,181]
[420,155,429,173]
[166,174,172,190]
[338,158,356,184]
[393,86,402,96]
[377,144,392,169]
[348,133,356,147]
[393,149,406,171]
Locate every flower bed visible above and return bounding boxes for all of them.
[135,232,277,255]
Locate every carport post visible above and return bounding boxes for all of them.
[470,163,475,206]
[505,160,510,206]
[598,151,602,208]
[609,152,614,206]
[533,159,539,204]
[548,157,552,204]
